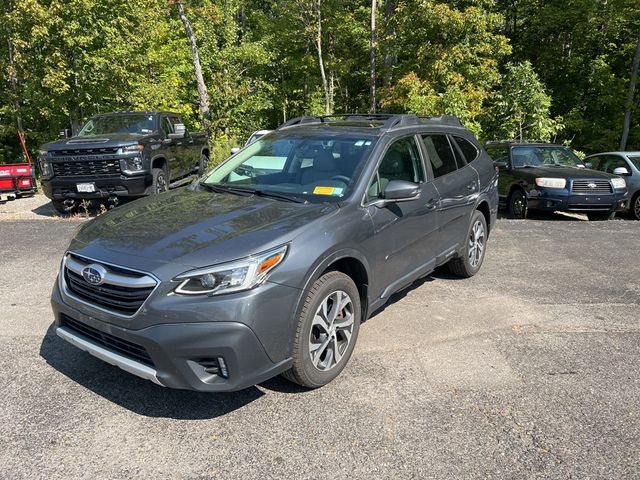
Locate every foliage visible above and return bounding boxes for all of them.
[1,0,639,160]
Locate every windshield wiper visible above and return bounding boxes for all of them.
[252,189,307,204]
[199,182,253,196]
[201,183,306,203]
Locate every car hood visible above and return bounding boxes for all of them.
[71,188,337,271]
[42,134,154,151]
[516,166,617,179]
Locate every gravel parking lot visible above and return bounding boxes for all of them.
[1,195,638,479]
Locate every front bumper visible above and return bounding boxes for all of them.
[42,174,151,200]
[51,282,293,392]
[527,187,628,213]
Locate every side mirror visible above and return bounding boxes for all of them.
[168,124,186,139]
[583,162,592,169]
[59,129,71,139]
[613,166,630,176]
[493,161,508,170]
[383,180,420,202]
[230,147,240,155]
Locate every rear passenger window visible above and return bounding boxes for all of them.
[421,135,458,178]
[453,136,478,164]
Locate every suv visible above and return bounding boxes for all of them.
[51,114,498,391]
[38,111,208,213]
[486,142,628,220]
[583,151,640,220]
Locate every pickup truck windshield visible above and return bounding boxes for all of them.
[203,134,376,202]
[78,114,156,136]
[512,146,585,168]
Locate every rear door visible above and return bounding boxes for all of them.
[364,135,440,299]
[159,115,181,181]
[169,115,194,177]
[419,133,478,259]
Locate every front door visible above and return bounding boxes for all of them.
[364,136,440,300]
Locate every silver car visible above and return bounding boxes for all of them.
[585,152,640,219]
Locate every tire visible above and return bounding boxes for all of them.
[146,167,168,195]
[507,189,527,219]
[631,192,640,221]
[282,271,362,389]
[52,199,77,215]
[586,211,615,221]
[448,210,488,278]
[198,154,209,175]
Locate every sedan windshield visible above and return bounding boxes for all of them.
[203,133,376,202]
[511,146,584,168]
[78,114,156,136]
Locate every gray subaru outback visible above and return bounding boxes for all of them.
[51,114,498,391]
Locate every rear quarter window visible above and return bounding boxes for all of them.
[453,136,479,164]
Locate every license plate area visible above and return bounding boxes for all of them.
[76,183,96,193]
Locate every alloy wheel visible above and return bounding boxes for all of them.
[308,290,355,372]
[156,173,167,193]
[634,195,640,220]
[468,220,485,268]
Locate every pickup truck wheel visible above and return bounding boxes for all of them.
[198,154,209,174]
[147,168,168,194]
[448,210,487,278]
[507,189,527,219]
[52,199,77,215]
[282,271,361,389]
[586,211,615,221]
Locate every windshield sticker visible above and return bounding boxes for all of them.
[313,186,343,196]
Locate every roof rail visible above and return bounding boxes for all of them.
[277,116,324,129]
[276,113,464,131]
[420,115,463,127]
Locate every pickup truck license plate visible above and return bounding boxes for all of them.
[76,183,96,193]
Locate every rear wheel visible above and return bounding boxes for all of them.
[198,154,209,175]
[282,271,361,389]
[448,210,488,278]
[147,167,168,195]
[631,193,640,220]
[587,211,615,221]
[507,189,527,219]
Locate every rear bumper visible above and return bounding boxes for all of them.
[528,188,628,213]
[51,281,293,392]
[42,174,151,200]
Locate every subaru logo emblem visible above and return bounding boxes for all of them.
[587,182,597,189]
[82,264,107,285]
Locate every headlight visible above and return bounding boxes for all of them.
[174,245,288,296]
[38,150,48,157]
[120,157,144,174]
[611,177,626,190]
[535,177,566,189]
[39,158,52,178]
[122,144,144,153]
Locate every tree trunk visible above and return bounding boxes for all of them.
[314,0,331,115]
[620,33,640,151]
[382,0,396,87]
[7,38,23,132]
[175,1,211,131]
[370,0,377,113]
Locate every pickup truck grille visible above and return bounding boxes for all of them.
[60,314,154,367]
[571,179,612,193]
[52,147,121,156]
[53,159,121,177]
[62,254,157,316]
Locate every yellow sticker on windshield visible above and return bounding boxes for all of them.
[313,186,336,195]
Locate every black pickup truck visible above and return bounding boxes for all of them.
[38,111,209,213]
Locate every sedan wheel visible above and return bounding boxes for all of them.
[632,194,640,220]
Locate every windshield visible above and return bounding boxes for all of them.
[78,114,156,136]
[511,146,584,168]
[203,133,376,202]
[628,155,640,170]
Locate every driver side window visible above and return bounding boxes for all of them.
[367,137,424,201]
[161,117,173,137]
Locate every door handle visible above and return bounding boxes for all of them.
[425,198,437,210]
[466,182,476,191]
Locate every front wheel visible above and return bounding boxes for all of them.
[586,211,615,221]
[507,189,528,219]
[146,167,168,195]
[282,271,361,388]
[448,210,488,278]
[52,199,77,215]
[630,193,640,220]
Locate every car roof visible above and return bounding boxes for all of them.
[584,151,640,156]
[485,141,567,147]
[92,111,177,117]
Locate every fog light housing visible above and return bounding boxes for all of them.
[197,357,229,378]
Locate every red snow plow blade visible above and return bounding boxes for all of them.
[0,163,37,198]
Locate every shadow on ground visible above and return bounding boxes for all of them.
[39,323,267,419]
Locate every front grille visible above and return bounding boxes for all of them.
[571,179,612,193]
[63,254,156,316]
[52,147,120,156]
[60,314,154,367]
[53,159,121,177]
